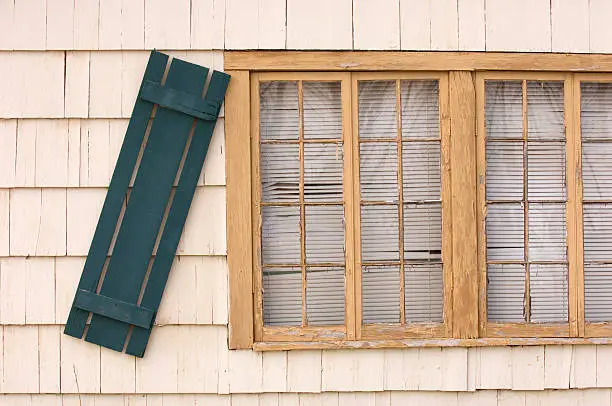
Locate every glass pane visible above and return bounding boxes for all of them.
[581,82,612,141]
[486,204,525,261]
[584,204,612,262]
[263,267,301,326]
[303,81,342,140]
[360,142,398,202]
[585,264,612,322]
[530,264,568,323]
[305,205,345,264]
[402,141,441,201]
[261,206,301,265]
[404,263,443,323]
[358,80,397,140]
[404,203,442,262]
[260,81,299,141]
[487,264,526,322]
[260,144,299,203]
[527,81,565,141]
[485,81,523,139]
[528,203,567,262]
[361,204,400,262]
[486,141,524,201]
[304,143,343,202]
[583,142,612,200]
[401,80,439,139]
[306,266,345,325]
[362,265,400,324]
[527,141,566,201]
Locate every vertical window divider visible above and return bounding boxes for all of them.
[342,73,356,340]
[522,80,531,323]
[298,80,307,327]
[396,79,406,326]
[250,73,264,343]
[569,73,585,337]
[476,72,488,337]
[351,75,364,340]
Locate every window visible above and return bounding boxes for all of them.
[225,52,612,349]
[251,72,450,342]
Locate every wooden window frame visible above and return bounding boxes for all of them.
[226,51,612,351]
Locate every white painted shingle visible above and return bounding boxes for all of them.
[486,0,552,52]
[191,0,226,50]
[430,0,459,50]
[353,0,400,50]
[590,0,612,53]
[400,0,430,50]
[552,0,589,53]
[60,333,101,393]
[458,0,485,51]
[287,0,353,50]
[0,190,7,256]
[3,326,39,393]
[145,0,191,49]
[13,0,46,50]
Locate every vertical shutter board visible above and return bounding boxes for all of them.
[64,50,169,339]
[485,141,524,201]
[263,267,302,326]
[487,264,526,322]
[530,264,568,323]
[527,81,565,141]
[403,203,442,262]
[260,144,300,202]
[485,80,523,139]
[358,80,397,139]
[400,80,440,139]
[583,204,612,262]
[362,265,401,324]
[585,264,612,322]
[86,57,210,351]
[305,205,345,264]
[404,263,444,323]
[262,206,301,265]
[402,142,441,201]
[581,82,612,141]
[527,141,567,200]
[303,81,342,140]
[260,81,299,141]
[126,70,230,357]
[486,204,525,261]
[359,142,398,202]
[528,203,567,262]
[304,143,343,202]
[306,267,345,326]
[582,143,612,200]
[361,205,400,262]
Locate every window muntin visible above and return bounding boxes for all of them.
[246,68,612,345]
[581,81,612,325]
[484,79,569,326]
[254,72,450,341]
[357,79,444,327]
[258,78,347,331]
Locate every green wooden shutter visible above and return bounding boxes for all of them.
[64,50,230,357]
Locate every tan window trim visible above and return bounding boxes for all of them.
[226,51,612,351]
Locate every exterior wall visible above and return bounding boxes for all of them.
[1,0,612,404]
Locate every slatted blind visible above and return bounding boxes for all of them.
[358,80,443,325]
[581,82,612,322]
[485,80,568,323]
[259,81,345,327]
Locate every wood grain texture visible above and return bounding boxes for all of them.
[449,71,478,339]
[225,51,612,72]
[544,345,572,389]
[226,70,254,349]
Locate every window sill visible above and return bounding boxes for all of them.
[252,336,612,351]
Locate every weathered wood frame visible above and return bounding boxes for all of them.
[226,51,612,350]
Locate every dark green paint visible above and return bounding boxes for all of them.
[140,80,221,120]
[64,50,168,339]
[84,58,209,352]
[126,71,230,357]
[64,50,230,357]
[74,289,155,329]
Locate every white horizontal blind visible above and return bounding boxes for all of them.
[581,83,612,322]
[485,80,568,324]
[358,79,443,325]
[259,81,345,327]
